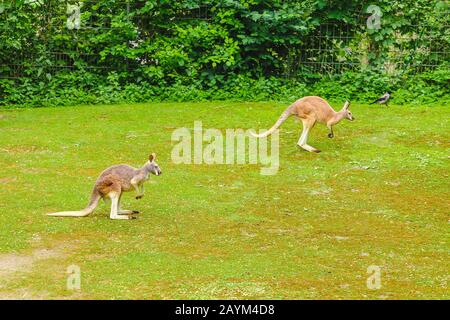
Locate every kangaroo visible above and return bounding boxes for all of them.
[47,153,162,220]
[251,96,354,153]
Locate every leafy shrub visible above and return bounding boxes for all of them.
[1,68,448,108]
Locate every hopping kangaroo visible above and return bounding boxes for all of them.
[251,96,354,153]
[48,153,162,220]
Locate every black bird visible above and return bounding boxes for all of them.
[370,92,391,106]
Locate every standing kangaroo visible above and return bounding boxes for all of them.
[47,153,162,220]
[251,96,354,153]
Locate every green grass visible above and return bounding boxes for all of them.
[0,101,448,299]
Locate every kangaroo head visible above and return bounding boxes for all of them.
[342,101,354,121]
[147,153,162,176]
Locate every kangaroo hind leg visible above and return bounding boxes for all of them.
[109,191,135,220]
[297,119,321,153]
[118,208,140,215]
[118,193,139,215]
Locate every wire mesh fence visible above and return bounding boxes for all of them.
[1,1,448,80]
[284,20,449,77]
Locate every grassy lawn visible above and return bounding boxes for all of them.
[0,101,448,299]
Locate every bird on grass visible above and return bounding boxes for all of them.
[370,92,391,106]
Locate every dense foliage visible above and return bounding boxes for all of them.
[0,0,449,107]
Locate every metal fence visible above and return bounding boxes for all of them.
[285,20,449,77]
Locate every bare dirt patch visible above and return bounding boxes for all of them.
[1,145,50,155]
[0,247,68,300]
[0,248,61,278]
[0,177,17,185]
[0,288,50,300]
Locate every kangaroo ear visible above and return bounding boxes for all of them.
[343,101,350,110]
[149,153,156,162]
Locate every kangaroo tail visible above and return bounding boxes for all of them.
[47,188,101,217]
[250,106,293,138]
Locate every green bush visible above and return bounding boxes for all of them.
[1,67,448,108]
